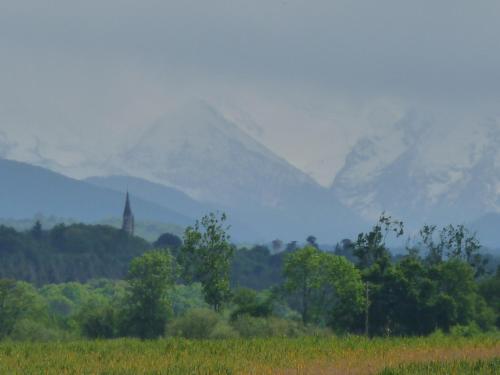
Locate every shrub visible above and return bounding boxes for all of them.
[79,304,118,339]
[450,323,482,337]
[9,319,65,342]
[169,283,209,317]
[209,321,239,339]
[231,315,304,338]
[231,288,273,320]
[168,308,220,339]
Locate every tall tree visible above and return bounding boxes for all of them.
[416,224,486,276]
[124,250,176,339]
[352,214,404,336]
[180,213,234,311]
[353,213,404,271]
[283,246,321,324]
[283,246,364,329]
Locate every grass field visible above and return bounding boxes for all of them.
[379,358,500,375]
[0,335,498,374]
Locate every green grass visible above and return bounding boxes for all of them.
[0,335,498,374]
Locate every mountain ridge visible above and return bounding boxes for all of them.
[332,113,500,228]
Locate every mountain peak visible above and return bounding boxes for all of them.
[332,114,500,227]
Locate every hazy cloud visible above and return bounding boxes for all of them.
[1,0,500,184]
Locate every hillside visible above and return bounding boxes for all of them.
[0,158,191,226]
[85,175,211,220]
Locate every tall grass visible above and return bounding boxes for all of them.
[0,335,498,374]
[379,358,500,375]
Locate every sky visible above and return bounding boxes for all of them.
[1,0,500,185]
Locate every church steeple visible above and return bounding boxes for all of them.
[122,191,135,236]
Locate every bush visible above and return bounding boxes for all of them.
[209,321,239,339]
[79,304,118,339]
[450,323,482,337]
[169,283,209,317]
[231,288,273,320]
[303,325,334,338]
[231,315,304,338]
[168,308,221,339]
[9,319,66,342]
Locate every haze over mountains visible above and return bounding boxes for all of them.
[2,102,500,246]
[0,102,364,242]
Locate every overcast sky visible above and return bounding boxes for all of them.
[1,0,500,184]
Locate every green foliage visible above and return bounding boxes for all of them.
[180,212,234,311]
[479,267,500,328]
[168,283,209,317]
[168,308,221,339]
[231,315,303,338]
[353,214,403,270]
[230,288,273,320]
[0,280,47,339]
[283,246,364,329]
[231,245,286,290]
[9,319,66,342]
[209,321,240,339]
[123,250,176,339]
[79,304,118,339]
[0,213,497,342]
[350,216,495,337]
[0,224,150,284]
[154,233,183,255]
[415,224,486,276]
[450,323,483,338]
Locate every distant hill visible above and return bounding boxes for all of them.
[84,175,265,241]
[0,158,191,227]
[85,175,211,219]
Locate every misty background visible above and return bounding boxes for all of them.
[1,0,500,247]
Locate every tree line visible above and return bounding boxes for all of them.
[0,213,499,341]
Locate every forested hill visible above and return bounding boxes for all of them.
[0,224,150,284]
[0,223,288,289]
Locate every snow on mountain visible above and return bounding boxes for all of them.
[109,101,363,241]
[332,112,500,227]
[114,101,316,206]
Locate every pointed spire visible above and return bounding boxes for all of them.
[123,191,132,216]
[122,191,135,235]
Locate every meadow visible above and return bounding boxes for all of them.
[0,335,498,375]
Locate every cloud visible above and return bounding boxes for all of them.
[1,1,500,184]
[2,0,500,94]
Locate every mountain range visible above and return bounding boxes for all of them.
[332,114,500,224]
[2,102,500,247]
[0,102,364,242]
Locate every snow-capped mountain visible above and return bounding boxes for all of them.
[332,112,500,228]
[113,101,310,205]
[104,101,364,241]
